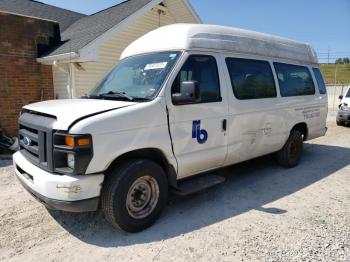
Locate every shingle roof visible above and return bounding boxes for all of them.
[45,0,154,58]
[0,0,85,31]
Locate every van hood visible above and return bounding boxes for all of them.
[341,97,350,105]
[341,86,350,105]
[23,99,136,130]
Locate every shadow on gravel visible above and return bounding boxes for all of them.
[48,143,350,247]
[0,160,12,167]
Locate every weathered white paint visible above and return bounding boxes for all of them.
[13,152,104,201]
[16,23,327,209]
[24,99,135,130]
[122,24,318,64]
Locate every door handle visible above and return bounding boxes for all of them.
[222,119,227,132]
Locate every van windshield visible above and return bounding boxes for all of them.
[89,52,181,101]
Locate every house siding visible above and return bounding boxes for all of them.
[164,0,199,23]
[52,64,69,99]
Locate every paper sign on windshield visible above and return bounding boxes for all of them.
[144,62,168,70]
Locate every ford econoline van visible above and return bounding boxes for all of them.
[13,24,328,232]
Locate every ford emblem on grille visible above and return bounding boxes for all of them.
[22,136,32,147]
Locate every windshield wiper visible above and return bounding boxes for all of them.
[83,92,151,102]
[97,91,134,101]
[131,97,152,102]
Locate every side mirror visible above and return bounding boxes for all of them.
[172,81,201,105]
[339,95,344,100]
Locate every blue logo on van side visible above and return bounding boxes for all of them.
[192,120,208,144]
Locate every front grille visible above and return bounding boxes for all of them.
[18,111,56,172]
[19,126,46,164]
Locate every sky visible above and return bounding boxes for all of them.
[39,0,350,63]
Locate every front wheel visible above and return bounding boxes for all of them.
[276,130,303,168]
[336,120,344,126]
[101,159,168,233]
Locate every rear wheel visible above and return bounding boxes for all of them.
[276,130,303,168]
[101,159,168,233]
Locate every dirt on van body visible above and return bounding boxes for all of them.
[0,112,349,262]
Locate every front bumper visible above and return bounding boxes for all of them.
[13,151,104,212]
[337,110,350,122]
[17,178,99,212]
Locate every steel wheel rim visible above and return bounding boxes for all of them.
[126,176,159,219]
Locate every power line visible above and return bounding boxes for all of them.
[317,50,350,53]
[318,56,346,59]
[317,52,350,55]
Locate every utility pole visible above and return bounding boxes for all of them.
[327,47,330,65]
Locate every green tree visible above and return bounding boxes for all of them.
[335,57,350,64]
[335,58,343,64]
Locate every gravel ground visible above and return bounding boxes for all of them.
[0,112,349,262]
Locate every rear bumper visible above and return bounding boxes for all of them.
[307,126,328,140]
[13,151,104,212]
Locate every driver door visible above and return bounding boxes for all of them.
[165,52,229,178]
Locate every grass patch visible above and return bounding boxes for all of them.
[320,64,350,85]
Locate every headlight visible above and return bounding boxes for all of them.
[340,103,349,111]
[53,133,93,175]
[67,153,75,169]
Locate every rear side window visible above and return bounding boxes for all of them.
[171,55,221,103]
[225,58,277,100]
[312,68,327,94]
[274,63,315,97]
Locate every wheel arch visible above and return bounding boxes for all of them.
[105,148,177,188]
[291,122,308,141]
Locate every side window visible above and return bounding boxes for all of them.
[171,55,221,103]
[225,58,277,100]
[274,63,315,97]
[312,68,327,94]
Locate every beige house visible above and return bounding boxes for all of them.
[37,0,201,99]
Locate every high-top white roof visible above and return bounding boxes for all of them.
[121,24,318,64]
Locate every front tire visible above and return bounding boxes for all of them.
[276,130,303,168]
[101,159,168,233]
[336,120,344,126]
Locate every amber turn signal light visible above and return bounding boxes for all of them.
[65,136,75,147]
[65,136,91,147]
[77,137,91,146]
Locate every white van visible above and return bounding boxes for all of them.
[13,24,328,232]
[337,85,350,126]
